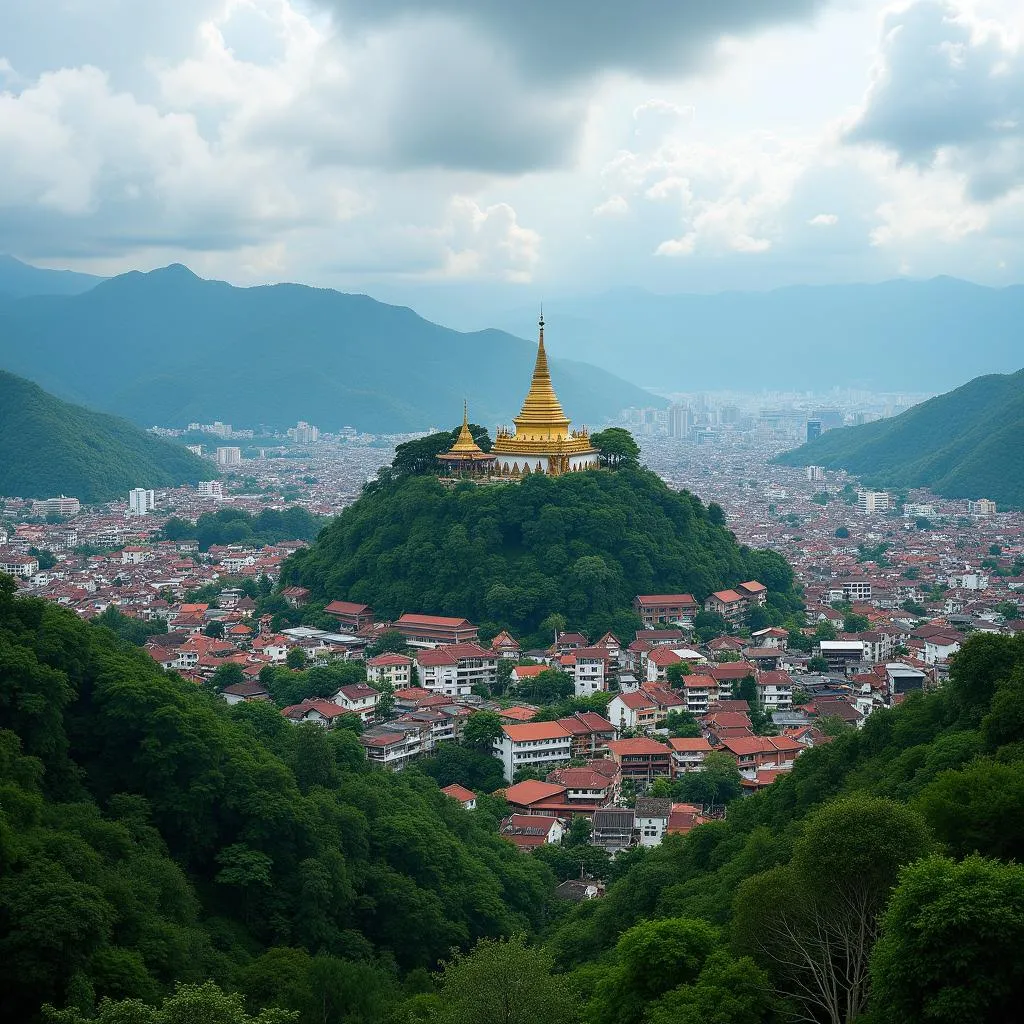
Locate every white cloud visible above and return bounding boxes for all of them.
[809,212,839,225]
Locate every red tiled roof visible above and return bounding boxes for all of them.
[607,738,671,756]
[503,780,566,805]
[441,784,477,802]
[502,722,571,742]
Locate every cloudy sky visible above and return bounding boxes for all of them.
[2,0,1024,314]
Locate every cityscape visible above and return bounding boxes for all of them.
[2,1,1024,1022]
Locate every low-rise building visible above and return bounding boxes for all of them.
[606,738,672,786]
[494,722,573,782]
[668,736,713,774]
[366,652,414,690]
[393,613,479,646]
[633,593,699,626]
[332,683,380,722]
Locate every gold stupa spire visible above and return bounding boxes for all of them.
[511,310,570,440]
[449,399,485,453]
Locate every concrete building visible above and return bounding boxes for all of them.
[968,498,997,517]
[856,490,890,514]
[128,488,155,515]
[197,480,223,498]
[494,722,573,782]
[32,496,81,517]
[216,447,242,467]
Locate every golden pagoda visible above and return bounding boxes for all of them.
[437,401,496,476]
[490,312,599,477]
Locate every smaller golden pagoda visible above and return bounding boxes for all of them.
[491,312,599,477]
[437,401,496,477]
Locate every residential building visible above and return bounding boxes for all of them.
[324,600,375,631]
[216,447,242,467]
[856,490,890,513]
[841,578,873,602]
[815,640,865,675]
[32,495,81,517]
[501,814,565,851]
[635,797,673,847]
[591,808,636,854]
[886,662,927,697]
[128,488,156,515]
[705,589,746,625]
[197,480,223,498]
[681,674,720,715]
[360,723,424,770]
[668,737,713,774]
[0,552,39,578]
[755,670,794,710]
[490,630,522,660]
[570,646,610,695]
[441,784,476,809]
[608,690,659,732]
[606,738,672,786]
[393,613,479,646]
[923,632,961,665]
[806,465,826,481]
[219,680,271,705]
[366,653,414,690]
[968,498,997,517]
[280,699,352,728]
[416,643,496,696]
[494,722,573,782]
[633,593,699,626]
[555,712,616,759]
[332,683,380,722]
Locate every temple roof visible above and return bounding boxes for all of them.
[509,314,571,439]
[448,401,485,454]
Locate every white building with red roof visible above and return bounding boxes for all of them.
[493,721,572,782]
[366,652,414,690]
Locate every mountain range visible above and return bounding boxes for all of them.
[474,278,1024,393]
[0,264,658,433]
[0,370,209,502]
[0,254,104,299]
[775,368,1024,507]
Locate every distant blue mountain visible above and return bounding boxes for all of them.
[0,264,660,433]
[485,277,1024,393]
[0,255,104,298]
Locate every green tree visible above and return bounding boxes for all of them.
[676,752,741,806]
[516,669,574,705]
[204,619,226,638]
[733,794,932,1024]
[665,662,692,688]
[434,935,578,1024]
[591,428,640,469]
[462,711,504,752]
[870,855,1024,1024]
[843,613,870,634]
[44,980,298,1024]
[807,656,829,673]
[835,526,850,538]
[647,951,776,1024]
[286,647,307,670]
[212,662,245,690]
[365,630,409,658]
[664,710,701,738]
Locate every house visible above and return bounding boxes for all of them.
[554,879,601,901]
[392,613,479,646]
[555,711,616,759]
[441,783,477,809]
[681,674,720,715]
[923,632,962,665]
[501,813,565,851]
[591,808,636,854]
[281,699,352,728]
[494,722,573,782]
[554,632,589,652]
[633,594,699,626]
[606,738,672,785]
[360,723,424,769]
[645,645,687,683]
[366,653,414,690]
[668,802,709,836]
[635,797,673,847]
[219,680,271,705]
[705,589,746,625]
[324,599,375,631]
[815,640,865,675]
[885,662,927,697]
[755,670,794,710]
[571,646,611,695]
[608,690,659,732]
[490,630,522,660]
[502,780,570,816]
[281,585,311,608]
[416,643,497,695]
[736,581,768,606]
[332,683,380,722]
[751,626,789,649]
[668,736,713,774]
[511,664,549,685]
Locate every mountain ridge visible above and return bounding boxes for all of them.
[0,265,661,432]
[774,367,1024,507]
[0,370,210,502]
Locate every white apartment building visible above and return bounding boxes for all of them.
[571,647,608,696]
[806,466,826,481]
[968,498,997,517]
[856,490,890,513]
[681,674,720,715]
[494,722,573,782]
[128,488,156,515]
[332,683,380,722]
[668,737,713,773]
[366,653,414,691]
[198,480,223,498]
[0,552,39,578]
[416,644,496,697]
[32,496,81,517]
[755,672,794,709]
[841,579,873,602]
[216,447,242,467]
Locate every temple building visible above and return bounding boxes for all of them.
[489,314,599,477]
[436,402,496,477]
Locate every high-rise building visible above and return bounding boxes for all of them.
[806,419,822,442]
[216,447,242,467]
[806,466,826,482]
[198,480,224,498]
[668,404,690,439]
[288,421,321,444]
[856,490,890,514]
[968,498,997,517]
[128,488,155,515]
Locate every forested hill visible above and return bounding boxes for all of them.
[0,370,209,502]
[775,367,1024,507]
[0,264,661,432]
[282,467,801,645]
[0,576,551,1023]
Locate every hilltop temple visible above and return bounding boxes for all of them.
[491,313,599,477]
[438,313,599,478]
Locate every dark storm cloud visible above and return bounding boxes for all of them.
[320,0,828,81]
[846,1,1024,201]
